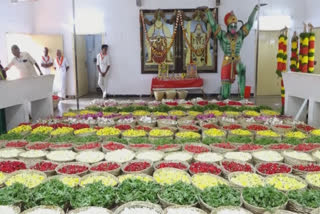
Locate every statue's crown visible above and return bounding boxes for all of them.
[224,11,238,26]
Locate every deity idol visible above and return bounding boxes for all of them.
[205,5,259,99]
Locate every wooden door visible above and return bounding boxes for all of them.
[257,31,281,96]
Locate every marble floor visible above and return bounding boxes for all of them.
[55,94,282,116]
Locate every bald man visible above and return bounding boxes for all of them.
[41,47,53,75]
[4,45,42,79]
[54,50,69,99]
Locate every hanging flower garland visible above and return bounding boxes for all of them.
[178,10,212,54]
[290,34,299,72]
[308,32,315,73]
[140,11,179,64]
[299,32,309,73]
[276,34,287,114]
[276,34,287,77]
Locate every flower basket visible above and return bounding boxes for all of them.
[158,194,197,208]
[128,144,154,152]
[155,144,181,153]
[102,142,127,153]
[21,206,64,214]
[153,160,189,172]
[312,150,320,163]
[265,174,307,193]
[137,120,157,128]
[164,206,205,214]
[164,152,193,164]
[211,206,253,214]
[5,170,47,188]
[0,206,20,214]
[287,199,315,214]
[228,172,264,190]
[177,90,188,99]
[189,161,222,176]
[49,143,74,151]
[68,207,112,214]
[252,150,284,165]
[121,159,153,175]
[74,142,101,152]
[114,201,163,214]
[283,151,315,165]
[210,143,237,153]
[199,194,242,213]
[220,159,255,179]
[311,208,320,214]
[194,152,224,163]
[79,172,118,187]
[165,90,176,99]
[30,160,59,177]
[183,143,211,154]
[89,161,121,176]
[263,211,296,214]
[47,174,80,187]
[178,125,201,133]
[292,164,320,177]
[55,162,89,177]
[154,91,165,101]
[157,119,177,128]
[256,162,292,177]
[305,172,320,190]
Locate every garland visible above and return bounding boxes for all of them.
[179,11,212,54]
[299,33,309,73]
[276,34,287,77]
[308,32,315,73]
[140,11,179,64]
[276,34,287,115]
[290,35,299,72]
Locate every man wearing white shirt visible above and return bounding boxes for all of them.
[4,45,43,79]
[54,50,69,99]
[97,44,111,99]
[40,47,53,75]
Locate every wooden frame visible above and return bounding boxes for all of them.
[140,8,218,74]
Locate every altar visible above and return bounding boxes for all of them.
[151,77,205,97]
[0,75,54,130]
[283,72,320,127]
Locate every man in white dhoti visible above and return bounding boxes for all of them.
[97,44,111,99]
[4,45,43,79]
[40,47,53,75]
[54,50,69,99]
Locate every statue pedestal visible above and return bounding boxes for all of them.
[283,72,320,127]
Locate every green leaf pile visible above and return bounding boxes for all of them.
[243,186,288,209]
[158,182,199,205]
[200,185,241,208]
[288,189,320,208]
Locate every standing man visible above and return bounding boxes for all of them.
[41,47,53,75]
[97,44,111,99]
[54,50,69,99]
[4,45,43,79]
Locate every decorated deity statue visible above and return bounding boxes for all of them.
[204,5,259,99]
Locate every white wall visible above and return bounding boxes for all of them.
[74,0,307,95]
[0,0,34,66]
[32,0,76,96]
[305,0,320,26]
[0,0,308,96]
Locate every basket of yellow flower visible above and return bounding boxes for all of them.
[260,110,281,117]
[118,173,154,183]
[305,172,320,190]
[228,129,254,143]
[149,129,174,142]
[255,130,281,143]
[47,174,80,187]
[284,131,307,142]
[310,129,320,137]
[121,159,154,175]
[154,168,191,185]
[175,131,201,142]
[265,174,307,192]
[96,127,121,139]
[79,172,119,187]
[8,125,32,136]
[169,110,187,118]
[74,128,96,137]
[5,169,47,188]
[51,127,74,137]
[122,129,147,141]
[192,173,229,191]
[202,128,227,140]
[228,172,265,190]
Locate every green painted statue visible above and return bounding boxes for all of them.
[206,5,259,99]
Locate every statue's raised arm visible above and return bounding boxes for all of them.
[206,9,224,41]
[240,5,259,38]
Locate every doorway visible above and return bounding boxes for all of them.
[75,34,102,97]
[256,31,281,96]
